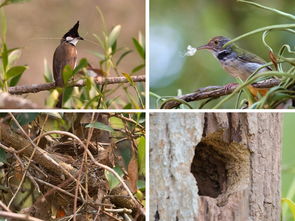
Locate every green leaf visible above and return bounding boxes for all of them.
[73,58,88,75]
[1,47,21,74]
[122,72,135,87]
[45,112,63,119]
[9,0,30,3]
[238,0,295,21]
[138,112,145,124]
[282,198,295,220]
[137,136,145,176]
[85,76,92,91]
[92,33,104,49]
[129,94,141,109]
[6,47,19,54]
[138,31,144,47]
[136,180,145,191]
[84,95,99,109]
[90,51,105,60]
[0,0,8,8]
[2,43,8,72]
[0,9,7,41]
[63,87,74,105]
[0,148,7,163]
[123,103,132,109]
[132,38,145,59]
[108,25,121,48]
[62,65,73,85]
[111,40,117,54]
[9,72,22,86]
[43,58,53,83]
[86,122,114,132]
[15,113,39,126]
[96,6,106,34]
[116,140,131,167]
[104,166,124,191]
[0,0,30,8]
[8,49,21,67]
[116,49,132,66]
[46,89,59,107]
[132,63,145,73]
[5,65,27,80]
[110,116,124,129]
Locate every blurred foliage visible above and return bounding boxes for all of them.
[0,0,30,8]
[150,0,295,109]
[282,198,295,221]
[105,166,124,191]
[0,9,27,91]
[282,113,295,221]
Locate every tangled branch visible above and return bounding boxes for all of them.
[161,78,280,109]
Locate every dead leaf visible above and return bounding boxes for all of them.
[127,153,138,193]
[269,51,278,70]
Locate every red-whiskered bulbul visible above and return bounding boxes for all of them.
[53,21,83,107]
[53,21,83,87]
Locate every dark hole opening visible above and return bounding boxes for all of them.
[191,142,227,198]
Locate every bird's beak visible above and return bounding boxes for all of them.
[197,44,211,50]
[78,36,84,40]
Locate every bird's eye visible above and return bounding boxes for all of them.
[214,40,218,45]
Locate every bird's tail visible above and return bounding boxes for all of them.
[56,93,63,108]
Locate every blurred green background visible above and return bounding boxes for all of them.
[283,113,295,220]
[150,0,295,108]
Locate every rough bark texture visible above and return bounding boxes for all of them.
[150,113,204,220]
[150,113,281,221]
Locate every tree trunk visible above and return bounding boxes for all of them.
[150,113,281,221]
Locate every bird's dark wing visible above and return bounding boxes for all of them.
[237,48,272,71]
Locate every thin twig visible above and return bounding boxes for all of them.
[13,153,41,193]
[33,177,111,207]
[101,210,122,221]
[0,122,80,184]
[161,79,280,109]
[34,177,80,202]
[0,200,11,212]
[0,142,16,153]
[0,211,44,221]
[124,213,132,221]
[8,75,145,95]
[40,130,137,204]
[73,113,96,221]
[7,113,40,209]
[104,208,132,214]
[110,113,145,130]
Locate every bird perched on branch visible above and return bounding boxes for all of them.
[197,36,271,96]
[53,21,83,107]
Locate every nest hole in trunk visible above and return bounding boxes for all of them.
[191,131,250,200]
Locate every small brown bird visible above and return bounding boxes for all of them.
[197,36,271,96]
[53,21,83,87]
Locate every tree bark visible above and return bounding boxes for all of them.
[150,113,281,221]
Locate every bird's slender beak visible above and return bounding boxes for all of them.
[197,44,211,50]
[78,36,84,40]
